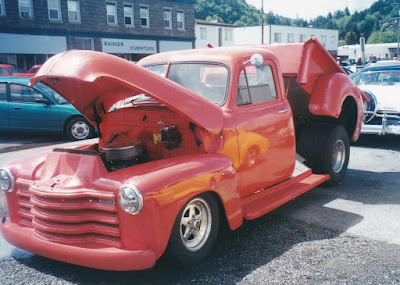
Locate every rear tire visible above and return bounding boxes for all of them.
[166,193,219,266]
[297,124,350,186]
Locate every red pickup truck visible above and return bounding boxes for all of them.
[0,38,364,271]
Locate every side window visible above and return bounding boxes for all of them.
[0,68,8,75]
[237,64,277,106]
[10,84,45,103]
[0,83,6,101]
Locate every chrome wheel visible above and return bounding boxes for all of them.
[71,121,90,140]
[179,197,212,252]
[332,139,345,173]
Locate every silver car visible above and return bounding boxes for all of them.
[353,63,400,135]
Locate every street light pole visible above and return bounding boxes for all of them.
[261,0,264,44]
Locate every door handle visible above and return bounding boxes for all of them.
[13,107,21,110]
[277,108,289,114]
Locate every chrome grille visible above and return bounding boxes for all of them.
[15,178,121,248]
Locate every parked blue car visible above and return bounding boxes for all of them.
[0,77,95,140]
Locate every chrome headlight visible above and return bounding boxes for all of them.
[0,168,14,192]
[119,184,143,215]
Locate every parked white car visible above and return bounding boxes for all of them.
[353,63,400,135]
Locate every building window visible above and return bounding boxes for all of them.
[288,33,294,43]
[200,27,207,40]
[75,38,93,50]
[299,34,305,42]
[124,4,134,26]
[224,29,232,41]
[140,6,149,27]
[274,33,281,43]
[68,0,81,22]
[163,8,172,29]
[48,0,61,21]
[330,36,335,44]
[0,0,6,17]
[18,0,33,19]
[321,35,327,46]
[177,10,184,30]
[106,2,117,25]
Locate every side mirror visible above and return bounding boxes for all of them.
[243,54,264,67]
[250,54,264,67]
[36,98,52,105]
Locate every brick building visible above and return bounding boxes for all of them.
[0,0,195,72]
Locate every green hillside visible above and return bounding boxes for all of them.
[194,0,400,44]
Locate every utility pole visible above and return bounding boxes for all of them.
[261,0,264,44]
[395,2,400,58]
[394,2,400,58]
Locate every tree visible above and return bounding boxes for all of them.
[345,31,359,45]
[367,31,398,44]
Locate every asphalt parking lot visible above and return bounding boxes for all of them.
[0,133,399,284]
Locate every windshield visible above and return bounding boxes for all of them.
[37,82,68,104]
[145,63,229,105]
[353,70,400,86]
[145,64,168,77]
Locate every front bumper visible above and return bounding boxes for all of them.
[1,216,157,271]
[361,113,400,135]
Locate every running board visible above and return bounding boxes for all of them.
[241,158,329,220]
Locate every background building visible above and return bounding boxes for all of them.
[0,0,195,72]
[195,19,235,48]
[339,43,399,61]
[194,20,339,57]
[234,25,339,57]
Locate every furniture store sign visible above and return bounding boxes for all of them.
[101,38,156,54]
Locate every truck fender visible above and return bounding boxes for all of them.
[119,153,242,257]
[308,72,364,141]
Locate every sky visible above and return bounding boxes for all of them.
[246,0,379,20]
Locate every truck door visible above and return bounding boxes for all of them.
[233,63,296,198]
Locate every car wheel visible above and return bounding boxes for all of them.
[166,193,219,265]
[297,124,350,186]
[65,117,94,141]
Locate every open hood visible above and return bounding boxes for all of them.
[30,50,223,134]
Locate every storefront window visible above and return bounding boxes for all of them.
[75,38,93,50]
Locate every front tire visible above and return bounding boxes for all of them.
[65,117,94,141]
[297,124,350,186]
[166,193,219,265]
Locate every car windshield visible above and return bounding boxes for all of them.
[353,70,400,86]
[145,63,229,105]
[37,83,69,104]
